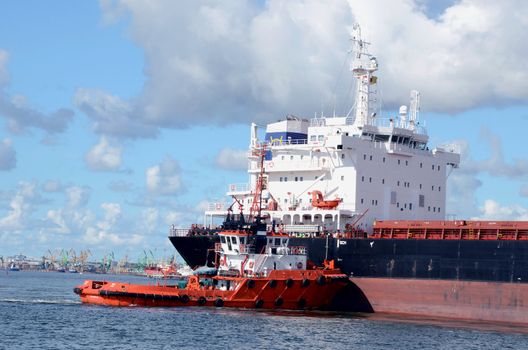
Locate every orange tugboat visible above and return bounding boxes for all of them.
[74,143,349,309]
[73,234,347,309]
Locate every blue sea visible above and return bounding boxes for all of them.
[0,271,526,350]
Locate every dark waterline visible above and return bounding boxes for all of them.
[0,271,526,350]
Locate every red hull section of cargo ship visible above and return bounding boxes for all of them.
[350,277,528,325]
[74,269,348,309]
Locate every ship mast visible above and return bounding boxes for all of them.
[350,24,378,129]
[249,142,267,221]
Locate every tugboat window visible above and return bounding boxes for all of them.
[220,236,226,243]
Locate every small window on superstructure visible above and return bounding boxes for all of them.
[290,155,294,160]
[420,163,423,168]
[341,154,345,159]
[370,155,373,161]
[397,181,400,186]
[362,176,365,182]
[284,177,288,182]
[438,165,441,171]
[420,184,422,189]
[220,236,226,243]
[299,198,302,203]
[284,199,287,203]
[432,185,434,191]
[382,179,385,184]
[300,155,304,160]
[295,177,298,182]
[398,159,401,165]
[439,186,441,192]
[433,207,436,212]
[375,200,378,205]
[397,202,400,208]
[383,157,386,163]
[300,176,303,181]
[432,165,435,170]
[282,156,285,160]
[405,160,408,166]
[318,135,324,141]
[419,195,425,207]
[341,176,344,181]
[232,236,238,244]
[428,206,431,212]
[438,207,441,213]
[279,177,283,182]
[361,198,364,204]
[409,203,413,210]
[310,135,316,142]
[404,203,407,209]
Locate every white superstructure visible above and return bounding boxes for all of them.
[205,25,460,234]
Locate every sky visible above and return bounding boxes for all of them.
[1,0,528,261]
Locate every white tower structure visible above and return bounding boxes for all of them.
[350,24,378,130]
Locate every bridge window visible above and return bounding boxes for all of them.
[318,135,324,141]
[310,135,316,142]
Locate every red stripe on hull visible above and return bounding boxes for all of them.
[351,277,528,325]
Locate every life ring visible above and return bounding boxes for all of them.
[296,262,303,269]
[248,261,254,269]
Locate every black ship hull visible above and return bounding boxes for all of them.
[170,235,528,283]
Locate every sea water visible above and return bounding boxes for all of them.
[0,271,526,350]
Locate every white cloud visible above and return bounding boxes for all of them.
[0,182,39,231]
[0,138,16,170]
[75,88,158,139]
[46,209,71,234]
[66,186,91,208]
[142,207,159,234]
[85,136,123,171]
[146,156,182,195]
[215,148,247,170]
[87,0,528,139]
[0,49,74,135]
[473,199,528,221]
[42,180,63,193]
[82,202,142,246]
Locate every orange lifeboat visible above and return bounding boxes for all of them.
[311,191,341,209]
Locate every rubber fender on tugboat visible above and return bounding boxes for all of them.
[247,279,256,288]
[297,298,306,309]
[73,287,82,295]
[285,278,294,288]
[316,275,326,286]
[197,296,207,305]
[255,299,264,308]
[180,294,190,304]
[274,297,283,307]
[214,298,224,307]
[268,279,277,288]
[301,279,310,288]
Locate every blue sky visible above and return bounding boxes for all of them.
[1,0,527,261]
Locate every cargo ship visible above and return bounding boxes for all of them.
[169,25,528,325]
